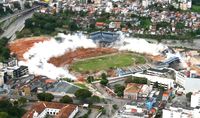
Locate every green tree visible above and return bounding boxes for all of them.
[139,18,151,30]
[176,22,185,29]
[101,108,106,114]
[156,22,171,30]
[0,112,8,118]
[37,92,54,102]
[24,2,31,8]
[186,92,192,102]
[18,97,27,106]
[88,95,100,104]
[100,78,108,86]
[114,84,125,97]
[101,73,107,80]
[75,89,92,100]
[0,100,26,118]
[13,1,21,10]
[87,76,94,83]
[44,23,55,31]
[59,95,73,103]
[153,81,159,88]
[112,104,118,110]
[125,76,133,84]
[69,21,79,31]
[25,19,34,28]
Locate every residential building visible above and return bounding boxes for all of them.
[0,71,5,86]
[162,107,200,118]
[117,104,148,118]
[124,83,152,100]
[191,91,200,108]
[133,72,175,89]
[6,65,29,78]
[22,102,78,118]
[175,70,200,93]
[21,85,31,96]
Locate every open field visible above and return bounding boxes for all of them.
[70,53,146,73]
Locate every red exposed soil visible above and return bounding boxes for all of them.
[8,37,50,60]
[48,48,118,67]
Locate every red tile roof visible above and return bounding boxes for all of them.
[22,102,77,118]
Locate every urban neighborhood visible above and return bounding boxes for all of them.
[0,0,200,118]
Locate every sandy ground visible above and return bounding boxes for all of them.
[9,36,50,60]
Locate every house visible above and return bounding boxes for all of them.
[22,102,78,118]
[21,85,31,96]
[124,83,152,100]
[95,22,105,28]
[124,83,142,100]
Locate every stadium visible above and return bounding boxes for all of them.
[8,32,180,80]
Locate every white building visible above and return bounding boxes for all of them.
[163,107,200,118]
[142,0,149,8]
[116,104,148,118]
[133,72,175,89]
[175,70,200,93]
[0,71,5,86]
[23,102,78,118]
[191,91,200,108]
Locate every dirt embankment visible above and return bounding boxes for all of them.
[48,48,118,67]
[8,37,50,60]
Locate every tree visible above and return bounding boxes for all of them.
[59,95,73,103]
[13,1,21,10]
[100,78,108,86]
[176,22,185,29]
[0,100,26,118]
[112,104,118,110]
[87,76,94,83]
[18,97,27,106]
[153,81,159,88]
[125,77,133,84]
[156,22,171,30]
[75,89,92,100]
[69,21,79,31]
[114,84,125,97]
[139,18,151,30]
[44,23,55,31]
[25,19,34,28]
[37,93,54,102]
[186,92,192,101]
[0,112,8,118]
[24,2,31,8]
[101,108,106,114]
[88,95,100,104]
[101,73,107,80]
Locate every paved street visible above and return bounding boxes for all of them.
[0,11,34,40]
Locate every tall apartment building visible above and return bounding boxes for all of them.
[163,107,200,118]
[191,91,200,108]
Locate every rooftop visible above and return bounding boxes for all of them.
[124,83,143,93]
[89,31,120,43]
[22,102,77,118]
[47,81,80,94]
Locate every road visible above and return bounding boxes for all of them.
[0,11,34,40]
[0,6,39,23]
[145,38,200,49]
